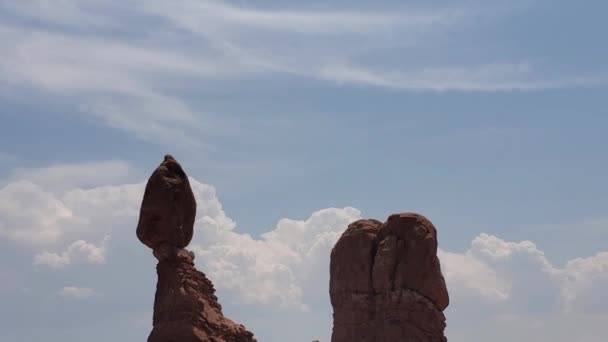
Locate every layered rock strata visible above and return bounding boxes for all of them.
[330,213,449,342]
[137,155,256,342]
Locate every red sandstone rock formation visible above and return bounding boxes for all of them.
[330,213,449,342]
[137,155,256,342]
[137,154,196,251]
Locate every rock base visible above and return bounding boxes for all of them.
[149,247,256,342]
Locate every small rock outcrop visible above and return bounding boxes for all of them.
[137,155,256,342]
[330,213,449,342]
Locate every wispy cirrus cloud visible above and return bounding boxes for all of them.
[317,62,606,92]
[136,0,464,35]
[0,25,225,147]
[0,0,604,147]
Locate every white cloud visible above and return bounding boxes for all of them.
[0,181,79,245]
[9,160,133,193]
[0,161,142,246]
[191,205,361,309]
[318,63,605,91]
[0,0,603,146]
[137,0,451,35]
[0,26,219,147]
[438,234,608,341]
[560,252,608,314]
[440,233,608,317]
[58,286,100,299]
[34,235,110,268]
[2,0,462,36]
[444,235,562,314]
[438,249,509,302]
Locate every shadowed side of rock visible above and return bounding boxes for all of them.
[330,213,449,342]
[137,155,256,342]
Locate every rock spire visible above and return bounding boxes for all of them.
[137,155,256,342]
[330,213,449,342]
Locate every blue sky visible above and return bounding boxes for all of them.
[1,1,607,341]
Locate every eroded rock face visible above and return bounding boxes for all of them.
[330,213,449,342]
[149,247,256,342]
[138,155,256,342]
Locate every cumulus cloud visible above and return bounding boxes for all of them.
[191,204,361,309]
[439,233,608,316]
[0,181,79,245]
[34,235,111,268]
[438,249,509,302]
[560,252,608,314]
[0,178,141,246]
[58,286,100,299]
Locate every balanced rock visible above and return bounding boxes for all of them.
[136,154,196,250]
[137,155,256,342]
[330,213,449,342]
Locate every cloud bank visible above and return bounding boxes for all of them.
[0,160,607,341]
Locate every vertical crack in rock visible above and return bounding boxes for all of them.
[330,213,450,342]
[137,155,256,342]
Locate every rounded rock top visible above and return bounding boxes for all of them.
[136,155,197,250]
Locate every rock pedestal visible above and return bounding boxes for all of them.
[330,213,449,342]
[137,155,256,342]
